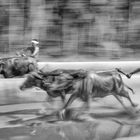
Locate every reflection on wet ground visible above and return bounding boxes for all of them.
[0,98,140,140]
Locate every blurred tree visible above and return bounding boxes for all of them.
[0,3,9,52]
[0,0,137,58]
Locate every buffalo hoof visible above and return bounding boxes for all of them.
[36,108,47,115]
[126,107,138,118]
[30,130,36,135]
[58,109,74,121]
[132,103,139,108]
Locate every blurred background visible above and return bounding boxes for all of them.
[0,0,140,61]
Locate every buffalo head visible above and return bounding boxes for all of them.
[20,72,43,90]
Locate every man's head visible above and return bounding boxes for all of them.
[31,39,39,47]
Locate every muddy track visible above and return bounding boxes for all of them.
[0,104,139,140]
[0,62,140,139]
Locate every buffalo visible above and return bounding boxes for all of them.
[19,68,136,113]
[19,69,86,103]
[0,56,38,78]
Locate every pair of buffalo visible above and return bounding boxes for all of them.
[1,56,137,118]
[19,67,138,119]
[0,56,38,78]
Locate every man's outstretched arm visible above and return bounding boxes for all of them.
[127,68,140,78]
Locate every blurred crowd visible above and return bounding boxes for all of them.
[0,0,140,60]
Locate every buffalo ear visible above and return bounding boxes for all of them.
[0,61,5,65]
[37,70,44,75]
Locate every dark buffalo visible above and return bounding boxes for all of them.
[19,68,133,108]
[19,68,137,119]
[19,69,86,103]
[0,56,38,78]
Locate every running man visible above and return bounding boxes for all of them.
[17,39,40,59]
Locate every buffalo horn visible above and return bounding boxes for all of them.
[32,72,43,80]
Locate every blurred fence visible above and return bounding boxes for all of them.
[0,0,140,59]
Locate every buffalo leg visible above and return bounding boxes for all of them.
[46,94,53,103]
[113,94,128,110]
[60,90,66,103]
[81,95,90,111]
[120,90,138,107]
[59,92,78,120]
[124,84,135,95]
[125,95,138,107]
[63,92,78,110]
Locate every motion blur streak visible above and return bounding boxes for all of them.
[0,0,139,60]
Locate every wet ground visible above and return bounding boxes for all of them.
[0,75,140,140]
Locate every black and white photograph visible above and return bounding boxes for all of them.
[0,0,140,140]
